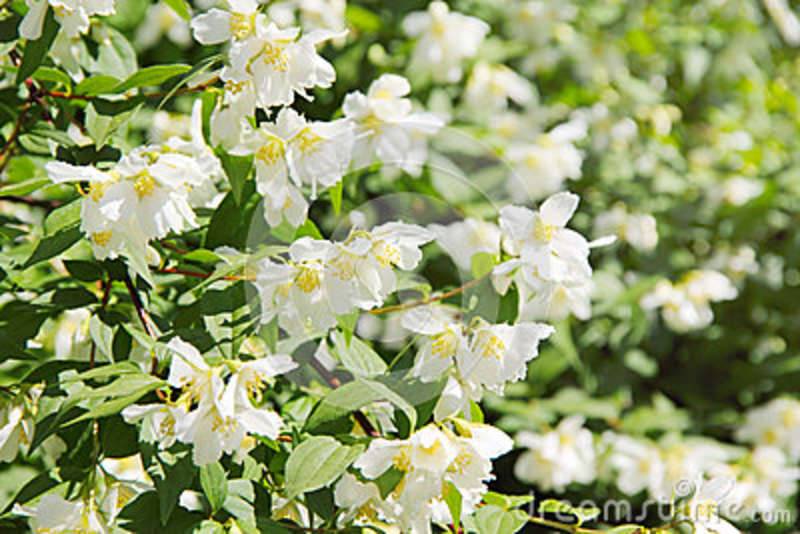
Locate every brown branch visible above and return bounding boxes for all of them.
[0,195,63,209]
[122,273,160,373]
[0,104,30,172]
[42,77,220,102]
[369,275,487,315]
[307,349,379,437]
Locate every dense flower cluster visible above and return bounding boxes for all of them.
[2,0,799,533]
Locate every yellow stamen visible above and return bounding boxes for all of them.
[91,230,113,247]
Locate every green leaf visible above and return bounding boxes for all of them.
[153,453,196,525]
[63,259,104,281]
[345,5,382,32]
[75,75,122,96]
[538,499,599,526]
[329,330,387,378]
[114,64,192,93]
[0,177,50,197]
[305,378,416,434]
[32,66,71,87]
[64,374,166,425]
[23,225,83,268]
[329,180,343,215]
[482,492,534,511]
[470,252,496,278]
[284,436,363,499]
[200,462,228,514]
[43,199,81,235]
[443,481,463,531]
[164,0,192,21]
[17,8,58,83]
[472,505,528,534]
[92,26,137,79]
[0,472,60,514]
[217,150,253,205]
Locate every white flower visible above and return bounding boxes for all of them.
[0,392,38,463]
[26,494,110,534]
[267,0,347,34]
[499,192,593,281]
[233,107,353,201]
[227,22,346,108]
[641,270,738,332]
[602,432,665,496]
[594,204,659,252]
[123,401,184,449]
[735,398,800,461]
[191,0,262,45]
[675,476,741,534]
[719,177,764,206]
[333,473,393,527]
[166,338,223,404]
[464,62,535,113]
[46,146,213,260]
[402,305,469,382]
[136,1,192,49]
[256,238,338,335]
[20,0,115,40]
[506,120,586,201]
[403,1,489,83]
[763,0,800,46]
[343,74,445,177]
[514,415,597,492]
[428,218,500,272]
[459,321,553,393]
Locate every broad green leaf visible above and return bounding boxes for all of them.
[471,251,496,278]
[0,177,50,197]
[284,436,363,499]
[114,64,192,93]
[17,9,58,83]
[75,75,122,96]
[92,26,137,79]
[472,505,528,534]
[217,149,253,205]
[32,66,71,87]
[23,226,83,268]
[329,330,387,378]
[43,199,81,235]
[482,492,534,511]
[305,378,416,434]
[200,462,228,514]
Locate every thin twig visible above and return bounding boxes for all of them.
[122,273,159,373]
[42,77,220,102]
[307,349,379,437]
[369,275,487,315]
[0,195,63,209]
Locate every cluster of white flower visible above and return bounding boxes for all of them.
[641,270,738,332]
[122,338,296,466]
[256,222,433,335]
[403,305,553,421]
[46,102,221,261]
[338,420,512,532]
[513,406,800,524]
[505,120,588,201]
[514,415,596,491]
[494,192,613,322]
[593,203,659,252]
[403,1,489,84]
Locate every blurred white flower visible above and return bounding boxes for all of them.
[464,62,535,114]
[428,218,500,272]
[641,270,738,332]
[594,203,659,252]
[515,416,597,492]
[403,1,489,83]
[20,0,115,40]
[136,1,192,49]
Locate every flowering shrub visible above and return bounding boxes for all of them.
[1,0,799,533]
